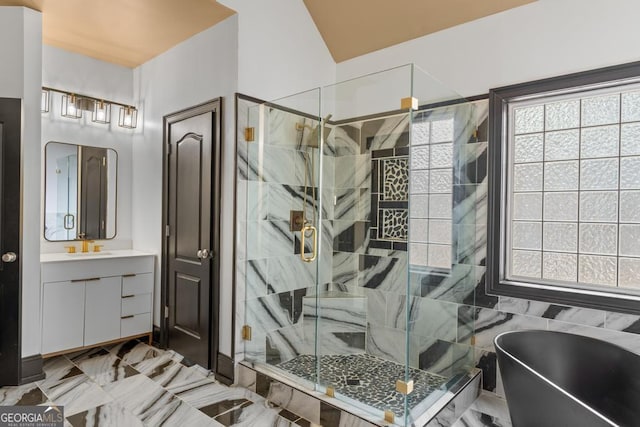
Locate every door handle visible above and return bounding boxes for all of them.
[197,249,214,259]
[2,252,17,263]
[300,225,317,263]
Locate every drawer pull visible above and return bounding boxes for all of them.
[123,273,137,278]
[71,277,100,283]
[122,294,136,299]
[121,315,135,319]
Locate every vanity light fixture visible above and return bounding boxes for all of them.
[118,106,137,129]
[92,100,111,124]
[41,89,50,113]
[42,86,138,129]
[61,93,83,119]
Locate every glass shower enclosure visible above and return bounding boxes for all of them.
[237,64,481,425]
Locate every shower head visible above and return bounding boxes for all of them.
[296,114,333,149]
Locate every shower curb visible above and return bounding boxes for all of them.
[236,361,481,427]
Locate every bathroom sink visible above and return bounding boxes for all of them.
[66,251,112,257]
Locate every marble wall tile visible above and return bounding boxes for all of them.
[247,220,294,260]
[335,188,359,221]
[498,296,606,327]
[303,295,367,355]
[248,181,269,220]
[322,154,335,189]
[268,255,315,294]
[332,252,359,287]
[247,144,296,184]
[236,364,257,391]
[458,306,548,350]
[266,382,320,425]
[266,325,309,364]
[366,325,406,364]
[237,220,247,262]
[363,288,386,327]
[408,297,459,342]
[245,258,268,300]
[332,124,361,157]
[338,411,379,427]
[547,319,640,354]
[334,221,370,253]
[363,115,409,151]
[266,108,314,149]
[294,151,321,192]
[334,154,371,190]
[464,270,498,310]
[410,335,473,378]
[267,184,295,221]
[358,253,407,293]
[605,311,640,334]
[246,293,295,337]
[245,330,268,363]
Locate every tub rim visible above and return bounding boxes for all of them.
[494,330,618,427]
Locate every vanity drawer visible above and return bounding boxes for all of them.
[121,312,151,337]
[122,273,153,296]
[121,293,152,316]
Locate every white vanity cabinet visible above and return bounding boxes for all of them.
[40,251,154,356]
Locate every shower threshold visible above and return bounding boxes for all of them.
[276,353,452,421]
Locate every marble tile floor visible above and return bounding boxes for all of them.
[0,338,512,426]
[451,392,512,427]
[0,339,315,427]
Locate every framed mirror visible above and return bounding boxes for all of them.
[44,141,117,241]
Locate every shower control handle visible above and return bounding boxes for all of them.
[300,225,317,263]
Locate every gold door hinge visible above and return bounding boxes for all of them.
[401,96,418,110]
[325,386,335,397]
[244,127,255,142]
[396,379,414,395]
[384,410,395,423]
[241,325,252,341]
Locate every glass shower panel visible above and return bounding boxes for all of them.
[242,88,322,389]
[407,65,479,425]
[318,65,414,424]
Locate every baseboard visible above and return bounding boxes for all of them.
[152,325,161,347]
[215,353,234,385]
[21,354,44,384]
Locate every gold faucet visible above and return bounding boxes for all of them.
[77,233,94,253]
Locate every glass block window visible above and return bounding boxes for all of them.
[507,88,640,290]
[489,62,640,313]
[409,116,453,270]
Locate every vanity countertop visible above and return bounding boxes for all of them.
[41,249,155,263]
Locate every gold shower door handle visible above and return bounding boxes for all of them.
[300,225,317,263]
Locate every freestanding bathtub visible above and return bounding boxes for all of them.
[495,330,640,427]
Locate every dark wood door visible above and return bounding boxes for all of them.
[0,98,22,386]
[80,146,108,239]
[163,100,221,368]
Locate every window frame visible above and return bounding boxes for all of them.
[487,60,640,315]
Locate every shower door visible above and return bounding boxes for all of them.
[241,90,325,387]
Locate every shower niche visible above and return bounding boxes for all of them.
[236,65,485,426]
